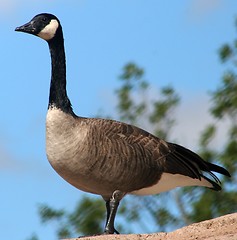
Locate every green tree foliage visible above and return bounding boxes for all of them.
[37,197,106,238]
[116,63,180,139]
[28,20,237,240]
[177,23,237,224]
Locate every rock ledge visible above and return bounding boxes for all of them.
[65,213,237,240]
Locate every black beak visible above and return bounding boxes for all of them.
[15,21,36,34]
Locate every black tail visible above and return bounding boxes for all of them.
[166,143,231,191]
[207,161,231,177]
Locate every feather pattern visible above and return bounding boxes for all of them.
[46,110,230,197]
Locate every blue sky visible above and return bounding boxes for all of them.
[1,0,237,239]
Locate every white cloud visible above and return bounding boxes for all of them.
[0,144,23,172]
[170,92,229,150]
[0,140,50,178]
[0,0,16,17]
[0,0,53,20]
[187,0,223,22]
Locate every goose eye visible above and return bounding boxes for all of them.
[42,17,47,22]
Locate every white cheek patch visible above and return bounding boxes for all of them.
[37,19,59,41]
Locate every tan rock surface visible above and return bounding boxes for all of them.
[64,213,237,240]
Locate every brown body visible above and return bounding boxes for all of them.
[46,107,223,200]
[46,107,167,199]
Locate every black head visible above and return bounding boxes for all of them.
[15,13,60,41]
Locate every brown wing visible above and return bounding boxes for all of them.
[87,118,230,192]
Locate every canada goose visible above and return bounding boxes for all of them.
[15,13,230,235]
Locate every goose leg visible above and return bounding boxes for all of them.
[104,190,123,234]
[105,200,111,225]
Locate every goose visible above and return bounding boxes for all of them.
[15,13,231,235]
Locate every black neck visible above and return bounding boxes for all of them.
[47,26,74,115]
